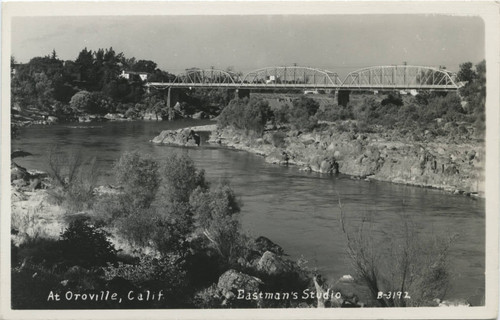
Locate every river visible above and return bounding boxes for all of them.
[11,120,485,305]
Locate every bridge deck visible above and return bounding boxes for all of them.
[146,82,460,91]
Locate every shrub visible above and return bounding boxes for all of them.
[11,204,47,245]
[69,91,113,115]
[60,218,117,268]
[288,107,317,131]
[190,182,246,263]
[381,93,403,106]
[272,104,290,126]
[317,104,354,122]
[115,151,160,209]
[294,96,320,116]
[116,205,194,255]
[159,153,208,205]
[218,97,271,135]
[47,148,99,212]
[339,204,454,307]
[270,131,287,148]
[103,254,187,295]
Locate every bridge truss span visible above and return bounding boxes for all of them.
[172,68,238,86]
[341,65,461,90]
[240,66,342,88]
[145,65,463,91]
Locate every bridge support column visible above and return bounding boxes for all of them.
[166,87,180,109]
[236,89,250,99]
[338,90,351,107]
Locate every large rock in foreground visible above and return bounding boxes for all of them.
[217,269,263,301]
[151,128,201,146]
[257,251,293,276]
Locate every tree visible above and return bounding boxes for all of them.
[115,151,161,209]
[159,153,208,205]
[217,97,271,135]
[457,62,476,83]
[133,60,157,74]
[286,96,320,131]
[189,182,244,262]
[69,90,112,115]
[75,48,97,88]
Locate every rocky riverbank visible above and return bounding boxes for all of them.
[208,124,484,197]
[150,124,217,146]
[150,122,484,197]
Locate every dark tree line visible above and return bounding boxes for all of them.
[10,48,198,120]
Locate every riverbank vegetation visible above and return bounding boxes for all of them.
[10,49,230,132]
[11,151,321,309]
[11,148,468,308]
[217,60,485,142]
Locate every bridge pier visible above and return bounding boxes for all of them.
[166,87,180,109]
[235,88,250,99]
[337,90,350,107]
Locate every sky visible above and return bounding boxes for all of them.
[11,14,485,78]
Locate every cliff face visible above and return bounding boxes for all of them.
[209,126,484,197]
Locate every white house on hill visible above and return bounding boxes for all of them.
[120,70,149,81]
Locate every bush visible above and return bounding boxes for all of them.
[103,254,187,298]
[69,91,113,115]
[272,104,290,126]
[60,218,117,268]
[381,93,403,106]
[317,104,354,122]
[159,153,208,205]
[190,182,246,263]
[270,131,287,148]
[47,148,99,212]
[218,97,271,135]
[115,151,160,209]
[339,206,454,307]
[285,96,320,131]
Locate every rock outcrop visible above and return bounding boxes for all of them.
[209,126,484,196]
[151,128,201,146]
[256,251,293,276]
[217,269,263,303]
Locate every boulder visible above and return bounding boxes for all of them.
[78,116,91,123]
[143,112,162,121]
[12,179,28,188]
[192,111,208,120]
[217,269,263,300]
[104,113,128,121]
[47,116,58,124]
[93,185,123,196]
[257,251,293,276]
[11,162,28,181]
[320,160,333,174]
[253,236,284,256]
[151,128,201,146]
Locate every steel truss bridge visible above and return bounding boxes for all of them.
[146,65,463,91]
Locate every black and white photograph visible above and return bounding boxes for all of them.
[1,2,499,319]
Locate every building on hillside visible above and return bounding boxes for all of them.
[120,70,149,81]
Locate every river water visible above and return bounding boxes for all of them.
[12,120,485,304]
